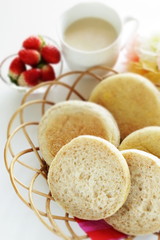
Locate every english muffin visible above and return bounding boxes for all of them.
[89,73,160,139]
[106,149,160,235]
[38,100,120,165]
[119,126,160,158]
[48,135,130,220]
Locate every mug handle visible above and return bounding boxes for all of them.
[120,16,139,50]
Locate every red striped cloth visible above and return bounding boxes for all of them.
[75,218,128,240]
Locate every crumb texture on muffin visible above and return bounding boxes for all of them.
[48,135,130,220]
[106,149,160,235]
[38,100,120,165]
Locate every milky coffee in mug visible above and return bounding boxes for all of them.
[57,1,138,70]
[64,17,118,52]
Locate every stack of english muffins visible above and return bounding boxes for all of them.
[38,73,160,237]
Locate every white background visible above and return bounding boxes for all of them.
[0,0,160,239]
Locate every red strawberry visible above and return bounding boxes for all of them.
[18,49,41,66]
[41,45,61,64]
[8,57,26,82]
[23,36,45,51]
[18,68,42,86]
[41,64,55,81]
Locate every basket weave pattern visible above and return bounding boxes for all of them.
[4,66,160,240]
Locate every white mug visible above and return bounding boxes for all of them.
[57,1,138,70]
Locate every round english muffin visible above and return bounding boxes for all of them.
[48,135,130,220]
[119,126,160,158]
[89,73,160,139]
[38,100,120,165]
[106,149,160,235]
